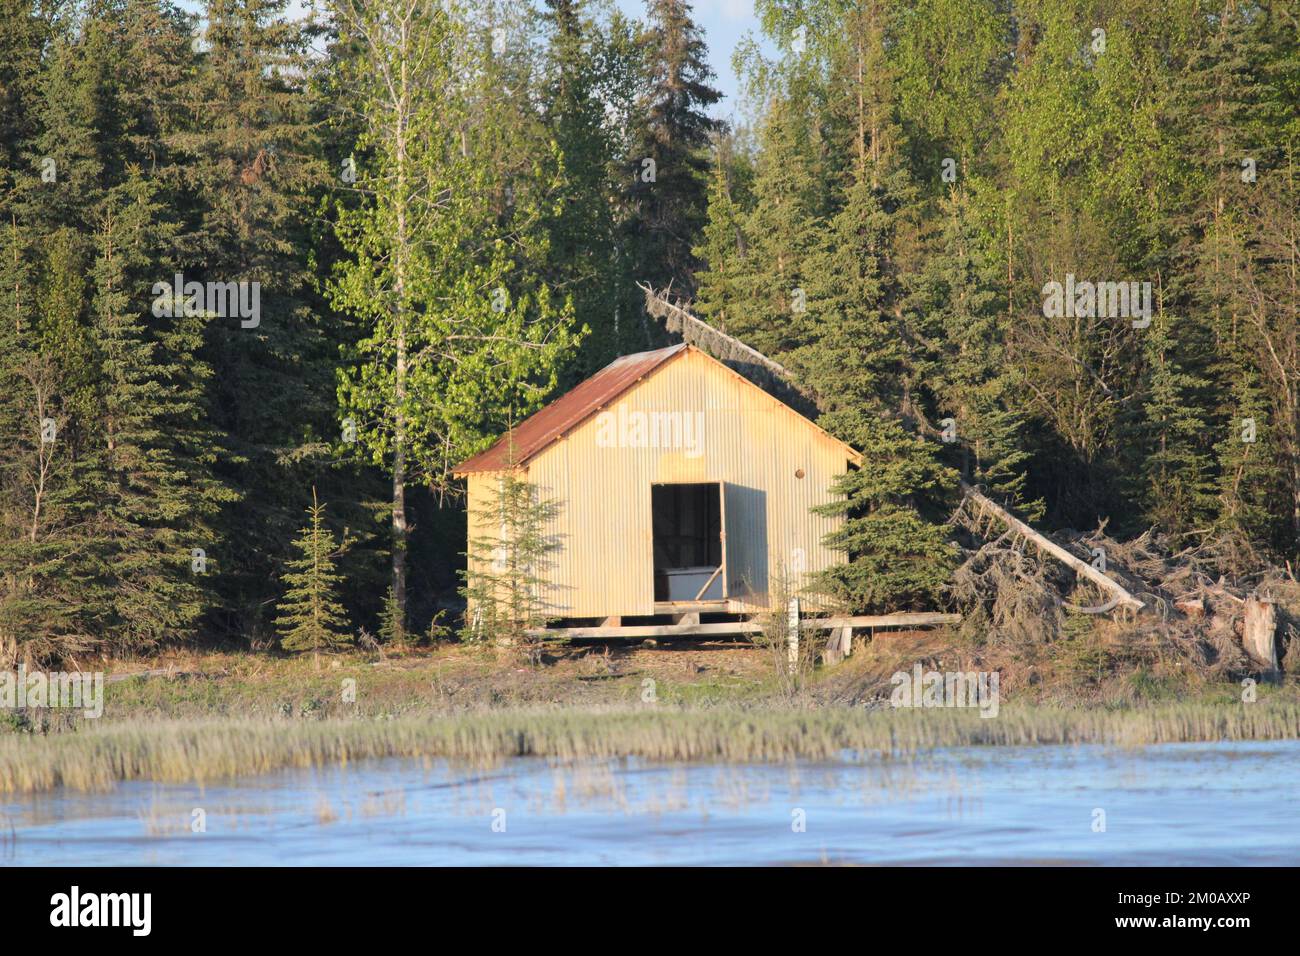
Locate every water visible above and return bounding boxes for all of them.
[3,741,1298,865]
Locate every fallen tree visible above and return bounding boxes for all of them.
[640,285,1295,672]
[641,285,1146,606]
[959,482,1144,614]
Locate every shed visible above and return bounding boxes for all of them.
[453,344,861,621]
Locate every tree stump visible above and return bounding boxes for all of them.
[1242,595,1278,670]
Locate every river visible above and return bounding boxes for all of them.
[3,740,1297,865]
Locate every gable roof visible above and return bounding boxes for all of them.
[454,344,687,474]
[453,343,860,475]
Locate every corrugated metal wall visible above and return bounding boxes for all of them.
[467,349,854,618]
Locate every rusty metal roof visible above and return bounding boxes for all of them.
[453,344,688,474]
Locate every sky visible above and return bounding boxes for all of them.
[613,0,769,119]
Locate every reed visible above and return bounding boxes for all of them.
[3,699,1298,795]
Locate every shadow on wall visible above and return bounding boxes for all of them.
[724,483,768,601]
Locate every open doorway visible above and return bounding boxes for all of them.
[651,482,723,602]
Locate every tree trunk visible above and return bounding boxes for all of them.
[389,23,411,638]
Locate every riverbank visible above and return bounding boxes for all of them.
[1,635,1297,794]
[12,620,1292,721]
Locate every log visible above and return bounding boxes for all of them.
[961,482,1145,613]
[1242,594,1279,669]
[640,283,802,393]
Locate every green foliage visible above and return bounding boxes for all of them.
[80,175,234,653]
[377,585,405,647]
[0,217,87,665]
[0,0,1297,664]
[459,471,562,654]
[702,92,827,357]
[540,0,641,370]
[275,489,351,657]
[690,134,754,333]
[891,0,1009,170]
[799,171,960,610]
[703,0,1300,579]
[622,0,722,295]
[327,0,583,631]
[920,187,1039,517]
[697,3,961,612]
[183,0,339,640]
[814,417,957,610]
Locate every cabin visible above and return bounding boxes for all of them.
[454,343,862,627]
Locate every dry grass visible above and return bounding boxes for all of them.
[3,636,1297,796]
[3,698,1299,795]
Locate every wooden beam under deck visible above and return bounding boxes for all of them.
[530,612,961,640]
[652,600,727,615]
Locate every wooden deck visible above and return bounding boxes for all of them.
[530,612,960,640]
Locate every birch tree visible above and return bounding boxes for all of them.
[328,0,579,637]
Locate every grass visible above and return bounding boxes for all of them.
[3,698,1299,795]
[2,639,1297,795]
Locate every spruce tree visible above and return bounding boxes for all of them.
[1211,366,1277,572]
[814,418,957,610]
[1128,300,1217,541]
[0,216,89,665]
[622,0,722,297]
[1170,0,1296,562]
[460,470,561,658]
[699,90,826,357]
[377,585,404,646]
[691,133,752,333]
[799,174,957,612]
[275,488,351,659]
[83,174,231,652]
[795,0,957,612]
[921,187,1038,517]
[182,0,337,640]
[0,0,47,178]
[0,5,231,659]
